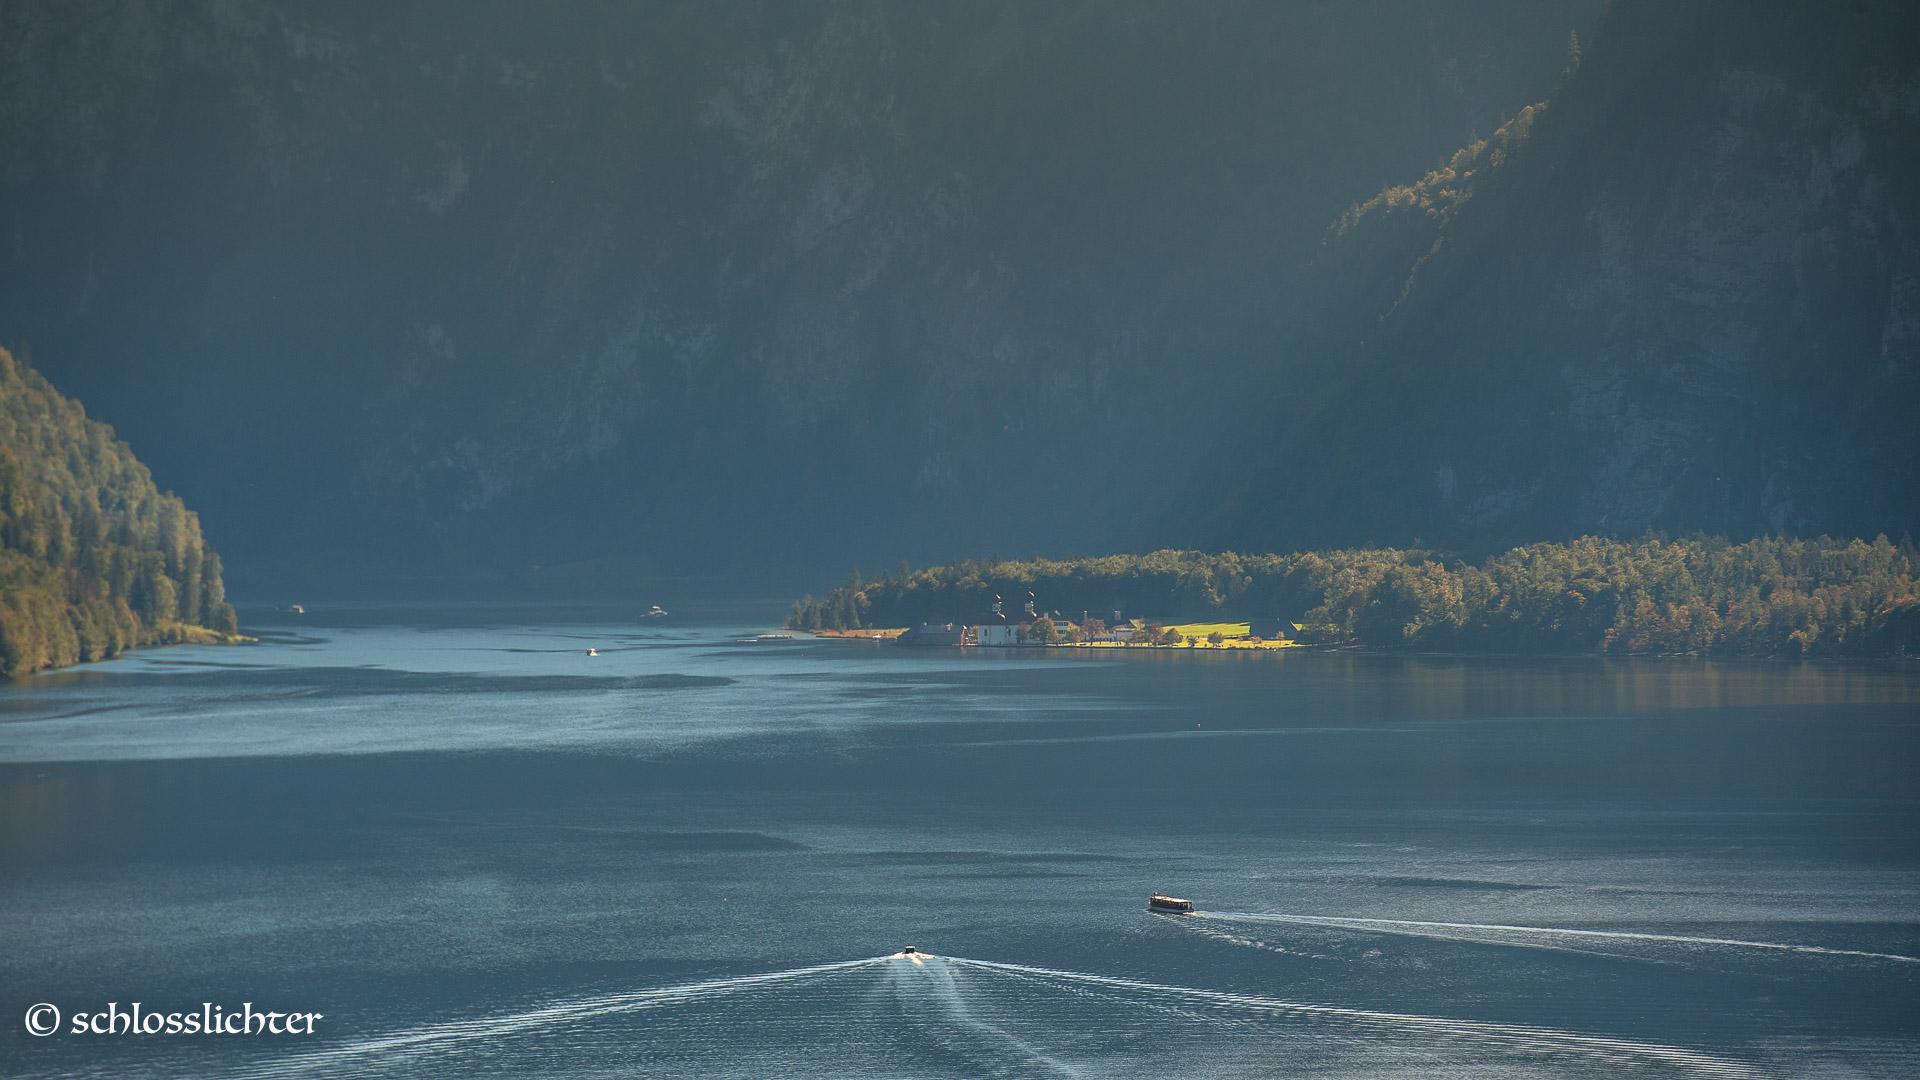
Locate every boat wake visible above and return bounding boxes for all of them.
[182,949,1775,1080]
[1191,911,1920,965]
[233,957,888,1080]
[942,954,1762,1078]
[885,953,1089,1077]
[1161,911,1339,961]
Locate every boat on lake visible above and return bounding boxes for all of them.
[1148,894,1194,913]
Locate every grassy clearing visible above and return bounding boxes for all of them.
[1165,622,1297,649]
[1167,622,1251,639]
[1077,625,1295,650]
[1164,637,1295,650]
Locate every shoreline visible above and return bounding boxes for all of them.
[794,630,1920,663]
[800,628,1301,650]
[9,627,256,681]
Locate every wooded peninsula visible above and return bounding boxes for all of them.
[790,537,1920,658]
[0,347,242,678]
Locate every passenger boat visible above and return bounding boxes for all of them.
[1148,894,1195,913]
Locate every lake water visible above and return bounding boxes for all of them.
[2,607,1916,1078]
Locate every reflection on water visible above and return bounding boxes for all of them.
[0,610,1915,1077]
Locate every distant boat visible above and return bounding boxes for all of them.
[586,648,599,656]
[289,604,305,614]
[750,634,792,642]
[643,605,668,618]
[1148,894,1195,913]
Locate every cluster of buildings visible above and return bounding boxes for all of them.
[895,593,1089,646]
[892,592,1295,647]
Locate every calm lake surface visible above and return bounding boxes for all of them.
[2,606,1917,1078]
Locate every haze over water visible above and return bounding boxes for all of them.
[3,607,1916,1078]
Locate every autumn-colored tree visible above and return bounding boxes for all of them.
[0,348,239,676]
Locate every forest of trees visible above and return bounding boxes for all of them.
[0,347,239,678]
[789,535,1920,658]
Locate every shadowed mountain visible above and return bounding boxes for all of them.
[1207,0,1920,554]
[0,0,1604,592]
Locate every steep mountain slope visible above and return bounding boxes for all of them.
[0,348,238,676]
[1215,0,1920,553]
[0,0,1603,590]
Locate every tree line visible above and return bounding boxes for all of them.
[788,534,1920,657]
[0,347,239,678]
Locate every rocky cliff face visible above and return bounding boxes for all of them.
[0,0,1605,588]
[1216,0,1920,553]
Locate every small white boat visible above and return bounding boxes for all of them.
[1148,894,1195,913]
[586,648,599,656]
